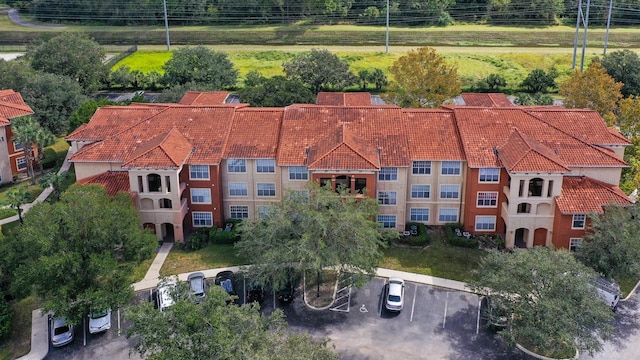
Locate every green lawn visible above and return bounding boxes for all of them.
[160,244,249,276]
[0,296,41,360]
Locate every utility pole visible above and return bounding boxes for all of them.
[385,0,390,54]
[603,0,613,55]
[572,0,591,71]
[163,0,171,51]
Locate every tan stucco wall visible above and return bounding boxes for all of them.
[74,162,123,181]
[0,127,12,184]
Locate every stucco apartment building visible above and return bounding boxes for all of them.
[0,89,34,183]
[66,91,633,250]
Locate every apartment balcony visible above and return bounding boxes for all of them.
[501,202,554,229]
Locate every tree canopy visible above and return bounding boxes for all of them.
[235,183,386,291]
[162,46,238,88]
[576,203,640,280]
[26,32,108,93]
[469,247,614,357]
[384,47,461,108]
[519,68,557,93]
[238,73,315,107]
[282,48,357,94]
[559,62,623,120]
[126,284,338,360]
[599,49,640,98]
[2,185,157,325]
[11,116,55,185]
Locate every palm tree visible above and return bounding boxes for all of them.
[11,116,55,185]
[39,172,67,202]
[4,187,30,224]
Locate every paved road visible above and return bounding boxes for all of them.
[2,7,66,29]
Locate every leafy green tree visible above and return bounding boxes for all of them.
[39,172,68,202]
[3,187,30,224]
[599,49,640,97]
[140,71,163,91]
[283,48,357,94]
[109,65,134,89]
[368,68,388,90]
[0,58,35,91]
[163,46,238,88]
[470,247,614,356]
[6,185,156,324]
[0,292,10,340]
[126,284,338,360]
[26,32,108,93]
[576,203,640,280]
[617,95,640,138]
[485,73,507,92]
[520,68,556,93]
[358,69,370,90]
[235,183,386,295]
[384,47,461,108]
[238,75,315,107]
[69,98,119,132]
[514,92,554,105]
[11,116,55,184]
[560,62,623,120]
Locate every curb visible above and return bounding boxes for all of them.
[621,279,640,302]
[303,271,340,311]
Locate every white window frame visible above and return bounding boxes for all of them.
[289,166,308,180]
[229,182,248,197]
[256,159,275,173]
[440,184,460,199]
[16,157,27,170]
[479,168,500,183]
[190,188,211,204]
[475,216,496,231]
[438,208,458,223]
[477,192,498,207]
[377,191,397,205]
[227,159,246,173]
[189,165,209,180]
[412,161,431,175]
[229,205,249,219]
[257,183,276,197]
[572,214,586,229]
[13,141,24,152]
[411,184,430,199]
[377,215,396,228]
[570,238,583,252]
[410,208,429,222]
[257,206,272,220]
[378,167,398,181]
[192,212,213,227]
[441,161,461,175]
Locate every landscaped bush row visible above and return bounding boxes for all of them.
[183,219,242,251]
[399,222,430,247]
[444,223,478,249]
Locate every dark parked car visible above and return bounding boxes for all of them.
[215,270,236,296]
[484,296,510,332]
[246,281,264,304]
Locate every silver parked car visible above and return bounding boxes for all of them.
[385,278,405,312]
[157,277,178,311]
[88,309,112,334]
[51,316,74,347]
[188,272,206,303]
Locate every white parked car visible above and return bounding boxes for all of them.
[593,277,621,311]
[385,278,405,312]
[157,277,178,311]
[88,309,112,334]
[51,316,74,347]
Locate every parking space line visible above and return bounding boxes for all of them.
[410,283,417,322]
[476,298,481,335]
[117,307,121,336]
[378,282,385,317]
[443,291,449,328]
[84,317,87,346]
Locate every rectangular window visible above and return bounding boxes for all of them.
[378,167,398,181]
[16,157,26,170]
[479,168,499,182]
[289,190,309,203]
[377,215,396,228]
[410,208,429,222]
[192,212,212,227]
[438,208,458,223]
[440,185,460,199]
[411,185,430,199]
[189,165,209,179]
[257,183,276,197]
[477,192,498,207]
[230,205,249,219]
[475,216,496,231]
[378,191,397,205]
[256,159,275,173]
[412,161,431,175]
[441,161,461,175]
[227,159,246,173]
[229,183,248,197]
[257,206,272,220]
[572,214,586,229]
[13,141,23,151]
[289,166,308,180]
[570,238,583,252]
[190,188,211,204]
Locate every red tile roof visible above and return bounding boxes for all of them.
[497,130,569,173]
[224,108,283,159]
[179,91,230,105]
[123,128,193,168]
[556,176,633,214]
[66,105,166,141]
[403,109,465,160]
[461,93,514,107]
[76,171,131,196]
[0,89,34,125]
[316,92,374,106]
[307,125,380,170]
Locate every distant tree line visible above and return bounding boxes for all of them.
[6,0,640,27]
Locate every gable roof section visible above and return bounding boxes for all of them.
[307,125,379,170]
[316,92,374,106]
[277,106,409,167]
[224,108,283,159]
[66,105,166,141]
[77,171,131,196]
[497,130,569,173]
[452,107,626,168]
[0,89,34,126]
[461,93,513,107]
[123,128,193,168]
[403,109,465,161]
[179,91,230,105]
[556,176,633,214]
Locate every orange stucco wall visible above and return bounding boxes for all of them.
[552,206,589,249]
[183,165,225,233]
[462,168,507,234]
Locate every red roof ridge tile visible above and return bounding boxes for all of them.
[307,125,379,170]
[556,176,633,214]
[123,127,193,168]
[497,130,569,172]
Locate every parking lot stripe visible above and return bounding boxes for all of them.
[476,298,481,335]
[84,317,87,346]
[410,283,417,322]
[118,307,121,336]
[443,291,449,328]
[378,283,385,317]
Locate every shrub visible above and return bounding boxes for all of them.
[41,148,59,169]
[184,228,210,251]
[444,223,478,249]
[399,222,430,247]
[209,228,237,245]
[0,295,11,340]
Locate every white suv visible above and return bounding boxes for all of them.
[157,277,178,311]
